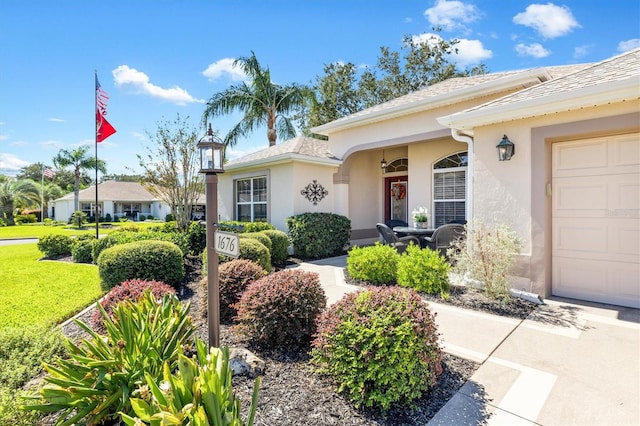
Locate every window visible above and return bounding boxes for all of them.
[235,176,267,222]
[433,152,467,227]
[384,158,408,173]
[80,202,103,217]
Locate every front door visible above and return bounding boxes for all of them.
[385,176,408,223]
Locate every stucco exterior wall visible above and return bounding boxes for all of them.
[471,101,640,295]
[218,161,338,233]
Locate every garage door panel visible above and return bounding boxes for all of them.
[553,177,607,216]
[552,133,639,309]
[611,133,640,171]
[553,138,608,177]
[554,259,640,308]
[553,219,607,256]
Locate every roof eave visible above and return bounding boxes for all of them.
[438,78,640,131]
[311,70,550,135]
[224,153,341,171]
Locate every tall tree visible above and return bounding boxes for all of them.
[305,29,487,133]
[0,178,40,226]
[53,146,107,212]
[138,114,204,232]
[203,51,310,147]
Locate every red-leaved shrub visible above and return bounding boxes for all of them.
[218,259,267,321]
[233,269,326,349]
[91,279,176,330]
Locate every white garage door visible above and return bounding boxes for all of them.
[552,133,640,308]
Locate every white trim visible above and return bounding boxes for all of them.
[225,153,341,171]
[438,77,639,130]
[312,70,550,135]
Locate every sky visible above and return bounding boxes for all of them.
[1,0,638,177]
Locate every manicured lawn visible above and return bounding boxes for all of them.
[0,221,160,239]
[0,244,103,329]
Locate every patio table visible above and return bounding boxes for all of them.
[393,226,435,247]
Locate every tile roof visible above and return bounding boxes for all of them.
[439,48,639,129]
[225,136,339,168]
[465,50,638,112]
[56,180,159,202]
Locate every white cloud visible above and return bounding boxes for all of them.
[424,0,481,32]
[112,65,204,106]
[0,153,30,171]
[131,131,146,141]
[573,45,592,59]
[412,33,492,67]
[41,140,64,149]
[515,43,551,58]
[618,39,640,52]
[48,118,65,123]
[513,3,580,39]
[202,58,247,82]
[453,38,493,66]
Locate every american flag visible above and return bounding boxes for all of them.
[96,75,109,116]
[43,168,56,178]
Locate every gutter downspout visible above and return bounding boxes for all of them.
[450,129,474,221]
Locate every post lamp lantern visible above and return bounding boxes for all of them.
[197,123,225,348]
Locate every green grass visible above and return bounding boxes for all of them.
[0,244,103,329]
[0,221,160,239]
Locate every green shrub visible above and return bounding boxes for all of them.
[121,338,260,426]
[311,286,443,411]
[187,220,206,255]
[217,259,267,321]
[23,293,194,425]
[165,213,175,222]
[218,220,275,233]
[286,212,351,259]
[219,238,271,273]
[91,279,177,330]
[97,240,185,289]
[105,213,112,222]
[240,231,272,252]
[1,388,41,426]
[91,230,188,263]
[347,243,399,285]
[71,238,94,263]
[260,229,289,264]
[14,213,37,224]
[0,326,67,390]
[139,214,146,221]
[397,245,450,296]
[449,221,521,301]
[234,269,326,349]
[37,234,74,257]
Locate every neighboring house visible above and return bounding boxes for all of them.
[217,48,639,308]
[49,180,206,222]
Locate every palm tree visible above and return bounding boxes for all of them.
[53,146,107,212]
[0,178,40,226]
[203,51,309,147]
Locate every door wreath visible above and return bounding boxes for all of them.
[390,183,406,200]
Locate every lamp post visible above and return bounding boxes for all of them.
[197,123,225,348]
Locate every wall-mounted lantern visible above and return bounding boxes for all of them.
[496,134,515,161]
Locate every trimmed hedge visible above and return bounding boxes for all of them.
[286,212,351,259]
[347,243,399,285]
[260,229,289,264]
[215,238,271,273]
[37,234,74,257]
[97,240,185,289]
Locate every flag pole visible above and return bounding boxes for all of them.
[94,70,99,239]
[41,164,45,223]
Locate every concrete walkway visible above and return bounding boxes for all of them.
[290,255,640,426]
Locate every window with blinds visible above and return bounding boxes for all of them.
[433,152,467,227]
[235,176,267,222]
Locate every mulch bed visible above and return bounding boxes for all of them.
[48,256,537,425]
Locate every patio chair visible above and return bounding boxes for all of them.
[422,223,466,257]
[385,219,409,237]
[376,223,421,253]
